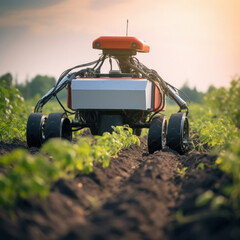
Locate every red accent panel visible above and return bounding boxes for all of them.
[67,82,72,109]
[153,85,166,112]
[93,36,150,53]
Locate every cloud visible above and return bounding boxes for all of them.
[89,0,128,9]
[0,0,239,91]
[0,0,134,35]
[0,0,89,34]
[0,0,66,15]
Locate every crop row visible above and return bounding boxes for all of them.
[0,126,140,210]
[0,76,140,210]
[1,76,239,214]
[189,77,240,217]
[0,80,28,142]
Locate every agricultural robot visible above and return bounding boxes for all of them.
[26,36,190,154]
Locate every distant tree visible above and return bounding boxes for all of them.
[15,81,29,99]
[167,81,205,105]
[28,75,56,98]
[15,75,56,99]
[207,85,216,93]
[180,81,204,103]
[0,73,13,87]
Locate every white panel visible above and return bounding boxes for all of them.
[71,78,152,110]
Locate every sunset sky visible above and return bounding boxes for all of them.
[0,0,239,92]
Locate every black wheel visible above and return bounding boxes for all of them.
[166,112,189,154]
[133,128,142,136]
[148,115,167,154]
[44,113,72,141]
[26,113,47,148]
[98,114,123,135]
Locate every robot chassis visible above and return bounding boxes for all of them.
[27,36,190,154]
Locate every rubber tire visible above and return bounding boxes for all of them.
[166,112,189,154]
[148,115,167,154]
[26,113,47,148]
[44,113,72,141]
[98,114,123,135]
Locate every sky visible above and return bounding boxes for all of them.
[0,0,239,92]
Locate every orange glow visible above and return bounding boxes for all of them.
[0,0,239,91]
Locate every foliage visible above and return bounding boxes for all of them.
[177,167,188,178]
[180,81,205,104]
[195,190,227,212]
[0,126,140,209]
[167,81,204,105]
[0,76,29,142]
[95,126,140,158]
[0,73,13,86]
[196,190,214,207]
[15,75,56,100]
[0,149,57,208]
[196,163,205,170]
[189,78,240,218]
[191,110,239,151]
[204,77,240,128]
[216,138,240,211]
[0,72,67,141]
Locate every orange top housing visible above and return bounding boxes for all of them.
[93,36,150,53]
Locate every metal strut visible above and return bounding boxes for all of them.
[33,54,189,116]
[121,56,189,115]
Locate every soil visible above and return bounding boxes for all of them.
[0,136,239,240]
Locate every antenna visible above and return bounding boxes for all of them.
[126,19,129,36]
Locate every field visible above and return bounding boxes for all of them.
[0,77,240,240]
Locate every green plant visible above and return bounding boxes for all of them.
[0,125,140,210]
[196,190,214,207]
[0,149,58,209]
[189,78,240,218]
[204,77,240,128]
[177,167,188,178]
[196,163,205,170]
[0,79,29,142]
[216,138,240,211]
[95,125,140,158]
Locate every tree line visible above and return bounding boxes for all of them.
[1,73,212,103]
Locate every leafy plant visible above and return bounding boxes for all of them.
[0,125,140,209]
[177,167,188,178]
[196,163,205,170]
[204,77,240,128]
[189,78,240,218]
[196,190,214,207]
[216,138,240,211]
[0,78,32,142]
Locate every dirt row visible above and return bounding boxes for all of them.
[0,137,239,240]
